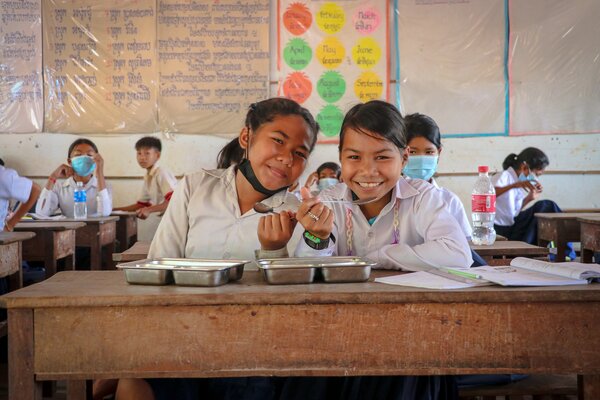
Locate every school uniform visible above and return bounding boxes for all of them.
[36,176,112,218]
[295,177,473,270]
[429,178,472,240]
[137,162,177,207]
[492,167,565,247]
[149,165,299,259]
[147,165,302,400]
[0,165,33,231]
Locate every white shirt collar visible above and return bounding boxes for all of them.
[63,175,98,189]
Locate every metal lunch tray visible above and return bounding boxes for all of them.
[116,258,249,286]
[257,257,374,285]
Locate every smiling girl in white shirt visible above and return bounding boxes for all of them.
[292,100,470,400]
[111,98,319,400]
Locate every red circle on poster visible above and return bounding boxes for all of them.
[283,72,312,104]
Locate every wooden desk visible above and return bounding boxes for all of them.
[0,231,35,291]
[111,212,138,253]
[563,208,600,213]
[14,222,86,279]
[2,271,600,400]
[470,240,548,265]
[66,217,118,271]
[579,216,600,263]
[536,213,599,262]
[112,241,150,263]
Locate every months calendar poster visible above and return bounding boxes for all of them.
[43,0,158,133]
[278,0,389,140]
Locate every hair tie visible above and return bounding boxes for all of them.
[249,102,257,111]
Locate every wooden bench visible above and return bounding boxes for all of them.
[470,241,548,265]
[459,373,577,400]
[112,241,150,263]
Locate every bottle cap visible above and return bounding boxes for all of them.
[478,166,489,173]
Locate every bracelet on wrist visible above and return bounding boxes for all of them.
[303,230,330,250]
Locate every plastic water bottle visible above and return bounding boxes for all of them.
[471,165,496,245]
[74,181,87,219]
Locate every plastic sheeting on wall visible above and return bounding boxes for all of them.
[43,0,159,133]
[0,0,43,133]
[508,0,600,135]
[396,0,507,137]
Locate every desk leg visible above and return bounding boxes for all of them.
[66,380,91,400]
[44,232,58,278]
[581,248,594,263]
[90,239,101,271]
[65,253,75,271]
[556,239,567,262]
[8,309,42,400]
[578,375,600,399]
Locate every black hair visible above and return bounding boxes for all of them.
[404,113,442,149]
[68,138,98,157]
[502,147,549,171]
[0,158,4,166]
[338,100,407,153]
[317,162,341,178]
[135,136,162,152]
[217,98,319,169]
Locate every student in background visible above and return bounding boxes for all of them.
[403,113,488,267]
[36,138,112,218]
[302,161,341,194]
[1,164,41,232]
[114,136,177,219]
[109,98,319,400]
[493,147,574,259]
[293,100,470,400]
[403,113,472,240]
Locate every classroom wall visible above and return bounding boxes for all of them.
[1,0,599,240]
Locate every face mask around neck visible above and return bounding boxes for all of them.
[238,158,288,197]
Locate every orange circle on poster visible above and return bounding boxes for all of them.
[283,2,313,36]
[283,72,313,104]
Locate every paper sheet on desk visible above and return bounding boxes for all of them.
[375,272,481,289]
[26,213,67,221]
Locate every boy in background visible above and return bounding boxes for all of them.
[115,137,177,219]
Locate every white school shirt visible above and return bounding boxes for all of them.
[295,178,473,271]
[430,178,472,239]
[36,176,113,218]
[0,166,33,231]
[138,162,177,205]
[148,166,301,259]
[491,167,526,226]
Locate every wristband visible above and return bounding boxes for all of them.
[303,230,330,250]
[49,177,56,183]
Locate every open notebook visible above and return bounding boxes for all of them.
[470,257,600,286]
[375,258,600,289]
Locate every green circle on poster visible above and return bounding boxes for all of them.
[317,105,344,137]
[283,38,312,71]
[317,71,346,103]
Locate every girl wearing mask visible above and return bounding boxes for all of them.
[303,161,341,195]
[403,113,472,241]
[36,138,112,218]
[493,147,574,259]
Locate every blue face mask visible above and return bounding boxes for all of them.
[518,172,537,182]
[317,177,339,191]
[403,155,438,181]
[71,155,96,177]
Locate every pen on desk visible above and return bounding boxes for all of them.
[443,268,481,280]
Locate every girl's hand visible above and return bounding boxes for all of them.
[303,172,318,189]
[51,164,73,180]
[93,153,104,175]
[297,187,334,239]
[513,180,537,192]
[136,207,152,220]
[258,211,297,251]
